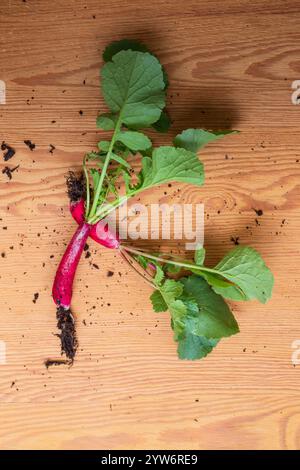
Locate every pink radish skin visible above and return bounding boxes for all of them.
[52,222,91,308]
[70,199,120,249]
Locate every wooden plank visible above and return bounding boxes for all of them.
[0,0,300,450]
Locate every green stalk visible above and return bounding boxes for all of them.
[87,116,122,221]
[83,154,90,218]
[120,245,220,275]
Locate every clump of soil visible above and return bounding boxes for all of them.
[66,171,85,202]
[56,306,78,361]
[24,140,36,151]
[1,142,16,161]
[2,165,19,180]
[44,358,71,369]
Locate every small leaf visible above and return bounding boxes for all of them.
[116,131,152,151]
[98,141,110,152]
[150,290,167,312]
[194,246,206,265]
[110,152,131,169]
[90,168,100,189]
[160,279,183,303]
[135,254,148,270]
[96,113,116,130]
[169,299,187,340]
[174,128,238,153]
[154,265,165,286]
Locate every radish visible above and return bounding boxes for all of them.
[50,39,273,363]
[52,222,91,359]
[70,198,119,249]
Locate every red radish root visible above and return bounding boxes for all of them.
[52,222,91,360]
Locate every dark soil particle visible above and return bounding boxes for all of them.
[44,358,71,369]
[2,165,19,180]
[1,142,16,161]
[32,292,39,303]
[230,236,240,246]
[56,306,78,361]
[92,263,99,269]
[85,251,91,259]
[253,208,263,216]
[107,270,114,277]
[66,171,85,202]
[49,144,55,154]
[24,140,36,151]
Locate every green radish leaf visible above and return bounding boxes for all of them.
[169,299,187,339]
[165,263,182,275]
[160,279,183,303]
[101,50,165,128]
[174,128,238,153]
[181,275,239,339]
[177,328,219,360]
[110,152,131,169]
[194,246,206,265]
[154,265,165,286]
[96,113,116,130]
[116,131,151,151]
[103,39,169,90]
[140,146,204,188]
[150,290,168,312]
[212,246,274,303]
[98,141,110,152]
[90,168,100,189]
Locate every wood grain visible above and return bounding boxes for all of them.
[0,0,300,450]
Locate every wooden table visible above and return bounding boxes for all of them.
[0,0,300,450]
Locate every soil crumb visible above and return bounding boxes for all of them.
[2,165,19,180]
[44,358,71,369]
[49,144,55,154]
[230,236,240,246]
[24,140,36,151]
[66,171,85,202]
[1,142,16,161]
[253,208,263,216]
[56,306,78,361]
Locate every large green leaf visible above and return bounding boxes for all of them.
[212,246,274,303]
[181,276,239,339]
[174,128,237,153]
[101,50,165,128]
[141,146,204,188]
